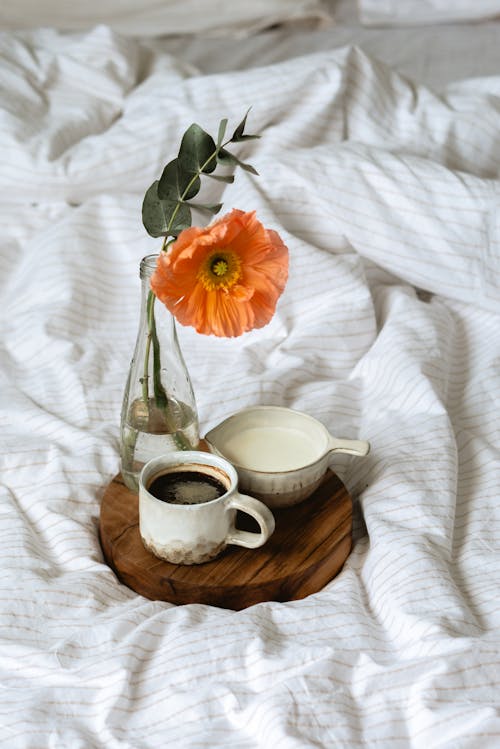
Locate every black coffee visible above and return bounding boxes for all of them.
[148,470,227,505]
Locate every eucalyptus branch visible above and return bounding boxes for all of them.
[142,110,259,241]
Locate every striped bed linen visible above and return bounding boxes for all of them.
[1,26,500,748]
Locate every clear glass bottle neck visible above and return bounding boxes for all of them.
[138,254,175,333]
[140,253,159,281]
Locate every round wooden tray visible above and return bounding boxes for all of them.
[99,470,352,610]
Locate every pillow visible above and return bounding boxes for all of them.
[0,0,334,37]
[359,0,500,26]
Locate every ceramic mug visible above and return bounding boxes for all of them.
[139,451,275,565]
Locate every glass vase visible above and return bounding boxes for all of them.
[119,254,200,492]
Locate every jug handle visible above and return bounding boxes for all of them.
[327,435,370,457]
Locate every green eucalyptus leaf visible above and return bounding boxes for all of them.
[230,108,260,143]
[231,108,250,141]
[235,161,259,175]
[158,158,200,202]
[157,159,178,200]
[178,123,217,174]
[142,180,192,238]
[231,134,260,142]
[216,148,233,166]
[217,148,259,175]
[205,173,234,183]
[189,202,223,215]
[217,118,228,149]
[142,181,171,238]
[176,159,201,200]
[168,201,192,236]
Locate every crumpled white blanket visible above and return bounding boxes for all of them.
[1,26,500,748]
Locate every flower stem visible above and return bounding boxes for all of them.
[147,291,168,410]
[142,326,152,404]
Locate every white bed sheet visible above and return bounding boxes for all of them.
[1,17,500,749]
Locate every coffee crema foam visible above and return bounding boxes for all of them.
[148,470,227,505]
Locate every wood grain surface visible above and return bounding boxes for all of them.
[99,470,353,609]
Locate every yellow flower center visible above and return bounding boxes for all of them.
[212,259,228,276]
[198,251,242,291]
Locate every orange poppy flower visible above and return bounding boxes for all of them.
[150,209,289,337]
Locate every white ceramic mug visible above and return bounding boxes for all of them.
[139,451,275,565]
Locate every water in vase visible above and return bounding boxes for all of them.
[120,397,199,492]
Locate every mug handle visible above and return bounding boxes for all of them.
[225,492,275,549]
